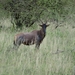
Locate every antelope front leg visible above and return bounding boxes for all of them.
[35,43,40,50]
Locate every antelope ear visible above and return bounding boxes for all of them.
[46,24,49,27]
[39,25,42,27]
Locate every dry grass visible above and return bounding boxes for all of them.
[0,20,75,75]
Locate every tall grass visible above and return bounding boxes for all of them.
[0,20,75,75]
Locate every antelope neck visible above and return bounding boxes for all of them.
[41,27,46,35]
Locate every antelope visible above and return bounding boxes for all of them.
[13,21,49,49]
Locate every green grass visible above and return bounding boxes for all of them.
[0,21,75,75]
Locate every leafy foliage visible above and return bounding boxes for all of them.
[4,0,45,28]
[0,0,75,29]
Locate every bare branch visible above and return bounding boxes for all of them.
[40,19,43,24]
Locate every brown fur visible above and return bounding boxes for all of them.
[13,24,49,49]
